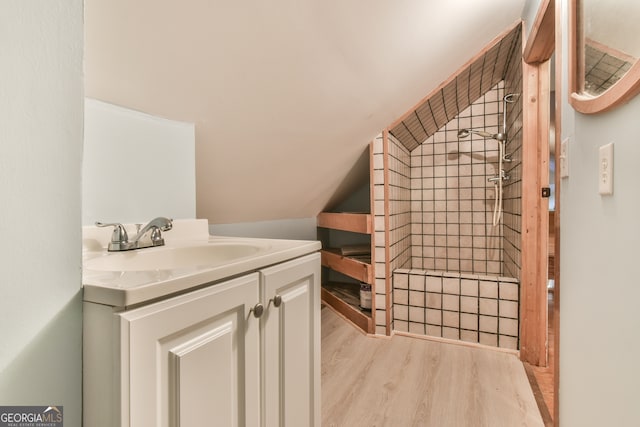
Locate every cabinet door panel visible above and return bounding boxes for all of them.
[170,321,234,426]
[261,253,320,427]
[119,273,260,427]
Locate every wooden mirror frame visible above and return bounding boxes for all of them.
[569,0,640,114]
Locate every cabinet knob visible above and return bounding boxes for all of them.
[270,295,283,308]
[249,303,264,318]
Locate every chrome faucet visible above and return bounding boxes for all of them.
[96,217,173,251]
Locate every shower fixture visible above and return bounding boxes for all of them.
[456,128,505,141]
[456,93,520,226]
[447,150,497,162]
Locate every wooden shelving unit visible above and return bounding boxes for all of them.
[317,212,374,334]
[317,212,372,234]
[320,249,372,284]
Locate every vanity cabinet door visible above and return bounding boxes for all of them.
[119,273,261,427]
[260,253,321,427]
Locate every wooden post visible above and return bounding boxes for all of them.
[520,58,550,367]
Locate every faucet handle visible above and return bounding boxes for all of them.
[95,222,129,243]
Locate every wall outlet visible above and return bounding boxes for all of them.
[598,142,614,195]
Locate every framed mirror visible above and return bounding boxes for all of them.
[569,0,640,113]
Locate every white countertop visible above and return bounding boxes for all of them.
[82,219,320,307]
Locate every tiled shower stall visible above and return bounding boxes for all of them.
[372,26,523,349]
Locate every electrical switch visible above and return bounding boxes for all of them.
[598,142,614,195]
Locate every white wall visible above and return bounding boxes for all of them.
[0,2,83,425]
[210,218,317,240]
[521,0,543,36]
[83,98,196,225]
[559,1,640,425]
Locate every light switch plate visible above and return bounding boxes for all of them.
[599,142,614,195]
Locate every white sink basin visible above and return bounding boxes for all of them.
[82,219,321,307]
[85,242,265,272]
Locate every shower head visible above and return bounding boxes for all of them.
[457,129,495,139]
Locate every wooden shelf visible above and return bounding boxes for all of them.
[321,282,373,334]
[317,207,374,334]
[317,212,372,234]
[321,249,372,284]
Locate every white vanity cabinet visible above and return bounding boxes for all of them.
[83,252,320,427]
[260,254,321,427]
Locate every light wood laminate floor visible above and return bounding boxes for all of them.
[322,306,544,427]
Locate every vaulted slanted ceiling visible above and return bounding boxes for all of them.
[390,24,522,152]
[85,0,526,224]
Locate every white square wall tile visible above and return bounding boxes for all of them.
[373,137,383,153]
[479,280,498,298]
[499,282,519,301]
[443,311,459,328]
[499,300,519,319]
[410,322,426,335]
[426,325,442,337]
[425,292,441,309]
[374,153,384,169]
[394,273,408,289]
[461,330,478,343]
[375,262,387,279]
[374,169,384,185]
[460,279,478,296]
[395,305,408,321]
[499,318,518,336]
[426,276,442,292]
[499,335,518,350]
[479,298,498,316]
[394,320,409,333]
[479,316,498,333]
[460,313,478,331]
[443,277,460,294]
[409,274,425,291]
[374,185,385,200]
[394,289,408,305]
[409,291,425,307]
[409,306,425,323]
[426,309,442,325]
[460,296,478,314]
[442,327,459,340]
[442,294,459,311]
[376,311,386,326]
[479,333,498,347]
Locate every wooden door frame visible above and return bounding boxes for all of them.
[521,0,559,425]
[520,55,550,368]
